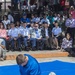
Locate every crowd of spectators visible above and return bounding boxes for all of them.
[0,5,75,55]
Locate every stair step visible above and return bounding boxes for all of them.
[6,52,69,60]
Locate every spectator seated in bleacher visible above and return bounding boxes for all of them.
[0,22,7,60]
[31,14,40,23]
[29,23,43,50]
[15,21,20,29]
[8,12,14,23]
[53,13,58,21]
[18,22,30,51]
[20,14,30,23]
[34,14,40,23]
[0,22,7,40]
[61,33,75,56]
[31,14,36,23]
[41,22,52,50]
[8,23,21,51]
[46,12,55,29]
[40,14,50,26]
[2,15,10,29]
[69,6,75,19]
[52,21,62,49]
[29,22,35,30]
[61,33,73,53]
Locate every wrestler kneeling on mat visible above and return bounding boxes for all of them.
[16,54,41,75]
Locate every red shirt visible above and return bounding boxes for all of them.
[69,10,75,19]
[60,0,65,6]
[72,11,75,19]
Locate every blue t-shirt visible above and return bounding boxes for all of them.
[19,54,41,75]
[20,18,30,23]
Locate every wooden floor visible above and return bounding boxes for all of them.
[6,51,69,60]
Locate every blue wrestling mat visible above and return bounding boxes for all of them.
[0,60,75,75]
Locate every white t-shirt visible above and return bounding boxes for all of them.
[2,20,10,29]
